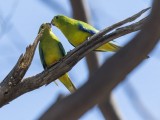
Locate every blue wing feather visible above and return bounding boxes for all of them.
[78,23,97,35]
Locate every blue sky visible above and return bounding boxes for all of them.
[0,0,160,120]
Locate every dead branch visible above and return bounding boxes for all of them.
[0,30,43,105]
[99,98,119,120]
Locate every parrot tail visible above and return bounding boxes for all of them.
[95,42,121,52]
[59,73,76,93]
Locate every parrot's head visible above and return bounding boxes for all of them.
[51,15,69,28]
[38,23,52,34]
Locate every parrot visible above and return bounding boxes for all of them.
[51,15,121,52]
[38,23,76,93]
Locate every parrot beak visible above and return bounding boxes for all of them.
[46,23,52,28]
[51,19,55,26]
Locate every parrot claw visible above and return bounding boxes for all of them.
[87,37,91,40]
[67,50,73,54]
[46,62,59,69]
[85,37,90,46]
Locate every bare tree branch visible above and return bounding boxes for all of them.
[70,0,99,76]
[38,1,160,119]
[0,10,147,107]
[0,31,43,106]
[100,7,150,34]
[70,0,120,119]
[89,7,149,41]
[99,98,120,120]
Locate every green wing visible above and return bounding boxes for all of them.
[39,44,47,69]
[58,42,66,56]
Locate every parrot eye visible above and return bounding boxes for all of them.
[41,25,45,29]
[55,16,59,19]
[41,25,44,29]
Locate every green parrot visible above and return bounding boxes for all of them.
[51,15,121,52]
[38,23,76,93]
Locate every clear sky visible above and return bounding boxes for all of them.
[0,0,160,120]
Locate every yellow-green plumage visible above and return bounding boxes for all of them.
[38,23,76,93]
[51,15,121,52]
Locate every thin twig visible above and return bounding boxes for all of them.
[90,7,150,40]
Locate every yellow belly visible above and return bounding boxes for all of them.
[66,31,119,52]
[41,41,63,67]
[68,31,91,47]
[45,54,60,67]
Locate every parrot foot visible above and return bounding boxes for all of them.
[67,50,72,54]
[87,37,91,41]
[46,61,59,69]
[84,37,91,46]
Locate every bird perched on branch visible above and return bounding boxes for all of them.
[51,15,121,52]
[38,23,76,93]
